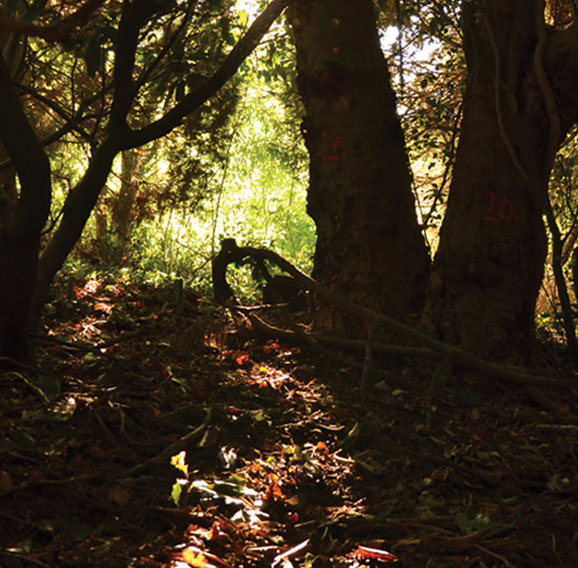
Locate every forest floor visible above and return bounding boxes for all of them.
[1,275,578,568]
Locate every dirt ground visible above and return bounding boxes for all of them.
[1,277,578,567]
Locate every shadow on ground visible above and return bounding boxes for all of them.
[1,277,578,567]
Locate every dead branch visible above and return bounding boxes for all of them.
[212,239,576,388]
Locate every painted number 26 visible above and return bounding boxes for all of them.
[482,191,515,223]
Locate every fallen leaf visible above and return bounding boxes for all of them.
[235,352,250,366]
[108,484,131,507]
[354,545,398,563]
[183,548,208,567]
[0,470,14,493]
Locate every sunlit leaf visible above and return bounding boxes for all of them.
[354,545,398,563]
[171,481,183,506]
[235,352,250,365]
[171,451,189,478]
[49,397,77,421]
[94,302,113,313]
[252,409,267,422]
[182,547,208,567]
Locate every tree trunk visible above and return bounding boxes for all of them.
[0,140,18,202]
[0,51,51,361]
[112,149,141,255]
[33,139,118,320]
[0,229,43,361]
[289,0,430,332]
[429,0,578,361]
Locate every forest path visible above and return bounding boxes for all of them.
[1,276,577,567]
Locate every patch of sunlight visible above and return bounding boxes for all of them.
[234,0,260,20]
[380,25,399,52]
[156,157,170,176]
[381,24,440,63]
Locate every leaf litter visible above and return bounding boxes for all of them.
[1,276,578,566]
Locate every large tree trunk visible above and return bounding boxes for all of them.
[289,0,430,331]
[430,0,578,361]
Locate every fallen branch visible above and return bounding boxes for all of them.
[212,239,576,388]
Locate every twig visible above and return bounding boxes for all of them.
[360,321,378,400]
[472,544,517,568]
[120,407,212,478]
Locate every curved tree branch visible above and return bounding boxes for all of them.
[0,0,106,44]
[119,0,293,149]
[110,0,173,130]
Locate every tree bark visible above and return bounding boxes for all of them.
[429,0,578,361]
[0,51,51,361]
[112,149,140,251]
[289,0,430,332]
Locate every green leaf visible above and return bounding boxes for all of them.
[455,512,492,535]
[83,351,97,362]
[171,481,183,506]
[36,374,61,401]
[251,408,267,422]
[237,9,248,27]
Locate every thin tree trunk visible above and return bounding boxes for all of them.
[33,140,118,320]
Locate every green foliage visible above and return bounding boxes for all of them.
[378,0,465,253]
[539,126,578,327]
[549,128,578,241]
[63,9,314,301]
